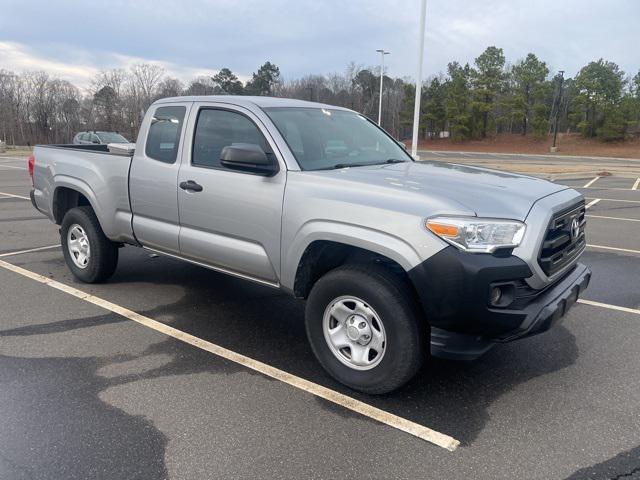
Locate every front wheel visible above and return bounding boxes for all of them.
[305,264,427,394]
[61,206,119,283]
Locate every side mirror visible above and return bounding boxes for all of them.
[220,143,279,176]
[92,139,100,144]
[397,140,407,150]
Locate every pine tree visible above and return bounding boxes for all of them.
[471,47,506,137]
[572,59,625,138]
[445,62,473,140]
[511,53,549,135]
[212,68,244,95]
[245,62,281,96]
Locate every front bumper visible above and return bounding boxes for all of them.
[408,246,591,360]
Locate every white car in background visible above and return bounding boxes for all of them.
[73,131,130,145]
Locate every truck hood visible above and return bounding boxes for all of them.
[309,161,568,221]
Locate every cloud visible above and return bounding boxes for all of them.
[0,41,220,89]
[0,41,99,87]
[0,0,637,85]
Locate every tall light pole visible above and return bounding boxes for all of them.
[551,70,565,152]
[411,0,427,159]
[376,49,390,126]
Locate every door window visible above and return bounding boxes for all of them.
[192,109,270,169]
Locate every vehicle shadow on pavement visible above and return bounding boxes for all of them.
[379,326,579,446]
[0,310,254,479]
[99,249,580,447]
[0,350,169,479]
[563,444,640,480]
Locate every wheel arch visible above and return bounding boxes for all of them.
[283,222,424,293]
[291,239,423,313]
[51,177,100,225]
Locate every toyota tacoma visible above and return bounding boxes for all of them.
[28,96,591,394]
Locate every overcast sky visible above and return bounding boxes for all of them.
[0,0,637,88]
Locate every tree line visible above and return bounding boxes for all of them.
[402,47,640,142]
[0,46,638,146]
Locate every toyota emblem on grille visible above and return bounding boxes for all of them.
[570,217,580,242]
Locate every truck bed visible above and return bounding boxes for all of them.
[32,144,135,244]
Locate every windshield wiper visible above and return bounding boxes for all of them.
[317,158,409,171]
[383,158,409,164]
[318,162,376,170]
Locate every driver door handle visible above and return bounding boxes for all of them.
[179,180,203,192]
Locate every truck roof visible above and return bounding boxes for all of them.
[153,95,351,111]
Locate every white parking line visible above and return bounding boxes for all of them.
[633,178,640,191]
[580,186,640,192]
[583,177,600,188]
[578,299,640,316]
[0,164,26,170]
[587,244,640,255]
[586,215,640,223]
[0,245,60,258]
[0,191,29,200]
[0,258,460,452]
[586,197,640,204]
[585,198,600,209]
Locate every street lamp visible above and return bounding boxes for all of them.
[551,70,565,152]
[376,49,390,126]
[411,0,427,159]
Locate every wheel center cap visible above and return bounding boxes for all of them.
[347,325,360,340]
[346,315,372,344]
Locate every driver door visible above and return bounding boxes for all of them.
[177,102,286,284]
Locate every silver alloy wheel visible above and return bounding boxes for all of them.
[67,224,90,269]
[322,296,386,371]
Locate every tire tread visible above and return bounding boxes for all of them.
[61,206,118,283]
[306,262,426,394]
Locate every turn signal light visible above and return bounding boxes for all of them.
[426,221,459,237]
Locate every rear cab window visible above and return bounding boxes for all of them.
[145,106,186,163]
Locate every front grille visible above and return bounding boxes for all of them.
[538,201,586,276]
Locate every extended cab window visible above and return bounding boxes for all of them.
[192,109,270,169]
[145,106,186,163]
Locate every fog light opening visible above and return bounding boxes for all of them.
[489,287,503,306]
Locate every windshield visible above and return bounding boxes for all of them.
[97,132,129,143]
[263,107,411,170]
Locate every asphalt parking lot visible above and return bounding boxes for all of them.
[1,154,640,479]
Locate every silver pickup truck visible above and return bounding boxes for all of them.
[29,96,591,394]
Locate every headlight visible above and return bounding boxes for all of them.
[426,217,526,253]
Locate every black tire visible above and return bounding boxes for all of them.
[60,206,118,283]
[305,264,427,394]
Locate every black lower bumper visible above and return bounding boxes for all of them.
[408,246,591,360]
[495,262,590,342]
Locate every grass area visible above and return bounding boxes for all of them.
[419,133,640,159]
[0,146,33,157]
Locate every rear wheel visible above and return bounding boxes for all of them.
[61,206,118,283]
[305,264,426,394]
